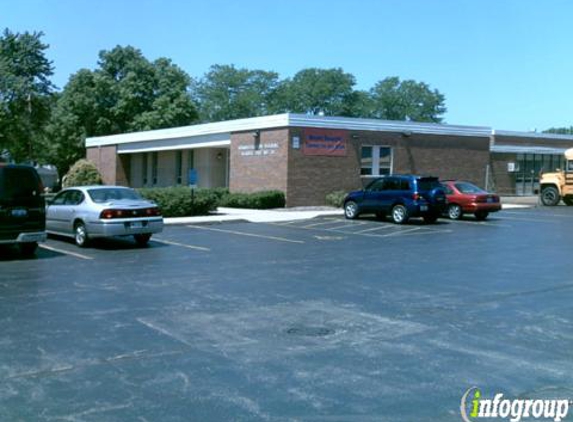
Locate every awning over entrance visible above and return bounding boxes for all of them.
[116,133,230,154]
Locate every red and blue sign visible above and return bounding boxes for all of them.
[302,128,348,157]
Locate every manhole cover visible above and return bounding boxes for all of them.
[285,326,335,337]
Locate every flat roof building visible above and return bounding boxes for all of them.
[85,114,573,206]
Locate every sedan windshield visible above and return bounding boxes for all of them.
[454,182,485,194]
[88,188,142,203]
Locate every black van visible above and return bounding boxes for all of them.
[0,164,47,256]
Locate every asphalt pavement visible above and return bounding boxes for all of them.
[1,207,573,421]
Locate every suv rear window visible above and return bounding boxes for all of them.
[0,167,40,200]
[416,178,441,191]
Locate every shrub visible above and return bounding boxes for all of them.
[138,186,218,217]
[63,159,103,188]
[218,190,285,209]
[325,190,347,208]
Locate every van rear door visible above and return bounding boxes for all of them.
[0,166,46,241]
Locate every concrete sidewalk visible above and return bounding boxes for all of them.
[164,207,344,225]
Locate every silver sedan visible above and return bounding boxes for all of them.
[46,185,163,247]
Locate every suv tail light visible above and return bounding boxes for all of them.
[412,193,422,201]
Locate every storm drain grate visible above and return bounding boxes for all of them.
[285,326,335,337]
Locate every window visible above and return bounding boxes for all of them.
[366,178,385,191]
[175,151,182,184]
[152,152,158,185]
[360,146,393,176]
[360,146,373,175]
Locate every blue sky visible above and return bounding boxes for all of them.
[2,0,572,131]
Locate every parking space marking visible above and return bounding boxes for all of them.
[495,216,560,224]
[444,219,513,228]
[300,219,349,229]
[268,220,451,239]
[380,227,422,237]
[187,225,305,244]
[355,224,396,234]
[152,238,211,251]
[322,221,370,231]
[39,244,94,260]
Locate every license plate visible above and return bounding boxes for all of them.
[420,205,428,212]
[130,222,143,229]
[11,209,28,217]
[487,198,494,203]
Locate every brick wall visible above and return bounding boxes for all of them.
[229,129,289,194]
[86,146,117,185]
[285,128,491,206]
[490,153,517,195]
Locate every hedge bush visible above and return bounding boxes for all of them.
[325,190,347,208]
[137,186,218,217]
[63,159,103,188]
[218,190,285,209]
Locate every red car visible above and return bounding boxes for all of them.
[441,180,502,220]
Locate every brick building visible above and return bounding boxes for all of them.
[85,114,573,206]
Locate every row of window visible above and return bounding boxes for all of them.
[141,151,195,186]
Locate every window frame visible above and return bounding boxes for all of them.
[360,145,393,178]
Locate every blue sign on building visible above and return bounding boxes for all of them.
[188,169,198,186]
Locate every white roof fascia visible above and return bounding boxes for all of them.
[117,133,230,154]
[86,114,291,148]
[494,130,573,142]
[86,113,494,148]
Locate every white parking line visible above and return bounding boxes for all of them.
[323,222,370,231]
[152,238,211,251]
[187,225,305,244]
[39,244,93,260]
[300,219,347,229]
[380,227,423,237]
[355,224,396,234]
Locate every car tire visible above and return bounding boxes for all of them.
[19,242,38,257]
[74,222,90,247]
[423,213,439,224]
[541,186,560,206]
[390,204,409,224]
[447,204,463,220]
[134,233,152,247]
[344,201,359,220]
[474,211,489,221]
[563,197,573,206]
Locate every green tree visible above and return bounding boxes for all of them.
[366,77,446,123]
[0,29,54,162]
[543,127,573,135]
[47,45,198,174]
[193,64,280,122]
[271,68,357,116]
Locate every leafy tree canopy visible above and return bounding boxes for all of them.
[271,67,357,116]
[0,29,54,162]
[543,127,573,135]
[192,64,280,122]
[365,77,446,123]
[47,45,198,174]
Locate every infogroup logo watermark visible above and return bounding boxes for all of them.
[461,387,571,422]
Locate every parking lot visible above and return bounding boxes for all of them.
[2,207,573,421]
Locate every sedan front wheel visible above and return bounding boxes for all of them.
[447,204,463,220]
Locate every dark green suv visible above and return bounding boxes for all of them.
[0,164,47,256]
